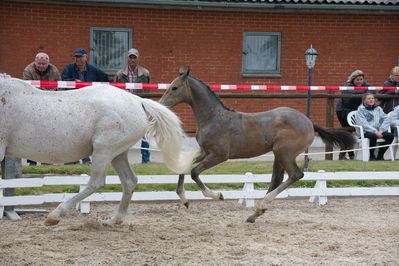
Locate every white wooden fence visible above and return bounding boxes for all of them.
[1,171,399,218]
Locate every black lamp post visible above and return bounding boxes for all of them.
[304,45,318,118]
[303,45,318,171]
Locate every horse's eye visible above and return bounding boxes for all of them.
[172,87,178,91]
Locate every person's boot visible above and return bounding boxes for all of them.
[377,150,385,161]
[82,157,92,164]
[339,153,348,160]
[369,155,377,161]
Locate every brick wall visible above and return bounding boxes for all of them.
[1,1,398,130]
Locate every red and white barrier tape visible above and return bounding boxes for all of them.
[24,80,399,91]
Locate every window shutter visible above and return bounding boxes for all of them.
[243,32,281,75]
[90,27,132,74]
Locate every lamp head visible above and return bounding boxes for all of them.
[304,45,318,69]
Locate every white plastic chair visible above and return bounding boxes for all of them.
[347,111,394,161]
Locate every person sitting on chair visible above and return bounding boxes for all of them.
[356,93,394,161]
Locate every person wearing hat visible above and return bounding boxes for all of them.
[61,48,112,83]
[61,48,112,164]
[115,48,151,163]
[114,48,150,84]
[336,70,373,160]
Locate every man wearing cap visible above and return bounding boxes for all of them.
[61,48,112,83]
[62,48,112,165]
[23,52,61,89]
[115,48,150,84]
[115,48,151,163]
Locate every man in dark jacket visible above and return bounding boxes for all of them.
[62,48,112,164]
[336,70,373,160]
[61,48,112,83]
[379,66,399,114]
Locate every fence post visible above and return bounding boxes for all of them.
[309,170,328,205]
[76,174,91,213]
[238,172,255,208]
[325,92,334,160]
[1,157,22,220]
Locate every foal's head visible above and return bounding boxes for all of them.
[159,67,192,107]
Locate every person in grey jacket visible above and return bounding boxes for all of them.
[356,93,394,160]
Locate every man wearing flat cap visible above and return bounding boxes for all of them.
[61,48,112,165]
[115,48,151,163]
[114,48,150,84]
[61,48,112,83]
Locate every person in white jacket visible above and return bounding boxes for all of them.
[390,105,399,127]
[356,93,394,160]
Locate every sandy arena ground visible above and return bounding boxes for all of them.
[1,197,398,265]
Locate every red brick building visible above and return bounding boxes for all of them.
[1,0,398,130]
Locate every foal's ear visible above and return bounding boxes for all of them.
[178,66,190,79]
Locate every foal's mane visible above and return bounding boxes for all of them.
[189,76,235,111]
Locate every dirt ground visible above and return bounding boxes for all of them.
[1,197,398,266]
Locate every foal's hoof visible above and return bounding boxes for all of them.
[103,218,123,227]
[245,209,266,223]
[218,192,224,200]
[246,216,256,223]
[184,201,190,208]
[44,217,60,226]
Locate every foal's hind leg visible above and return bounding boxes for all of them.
[268,160,285,193]
[246,156,303,223]
[103,151,138,226]
[45,152,111,225]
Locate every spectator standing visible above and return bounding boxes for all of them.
[379,66,399,114]
[62,48,112,83]
[336,70,372,160]
[115,48,151,163]
[23,52,61,166]
[356,93,394,161]
[62,48,112,164]
[23,52,61,90]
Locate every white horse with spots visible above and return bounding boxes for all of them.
[0,74,198,226]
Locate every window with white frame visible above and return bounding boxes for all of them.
[90,27,132,74]
[242,32,281,76]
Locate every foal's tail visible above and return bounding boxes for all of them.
[140,98,199,174]
[313,124,356,149]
